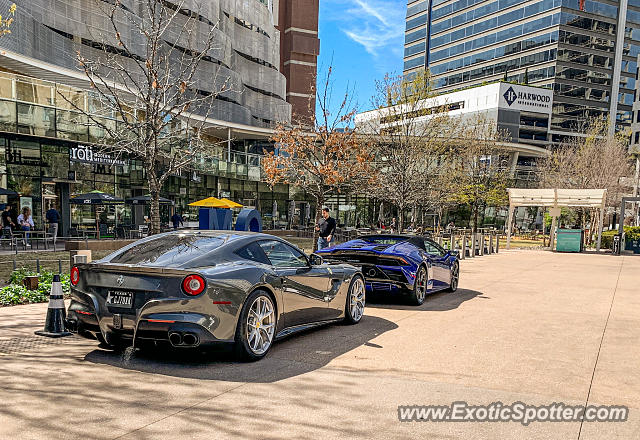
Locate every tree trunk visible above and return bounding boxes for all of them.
[148,172,161,235]
[472,204,479,233]
[312,196,324,252]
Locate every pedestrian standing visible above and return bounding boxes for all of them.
[390,217,397,234]
[46,204,60,244]
[315,207,336,250]
[1,205,15,239]
[17,206,34,246]
[171,211,184,230]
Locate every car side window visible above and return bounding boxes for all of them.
[235,242,271,265]
[424,239,446,256]
[258,240,308,268]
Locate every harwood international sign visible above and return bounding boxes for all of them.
[499,83,553,114]
[70,145,127,166]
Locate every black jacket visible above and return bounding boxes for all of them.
[317,217,336,238]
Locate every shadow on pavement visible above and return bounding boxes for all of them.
[366,288,484,311]
[83,315,398,383]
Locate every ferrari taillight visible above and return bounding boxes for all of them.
[182,274,206,296]
[70,266,80,286]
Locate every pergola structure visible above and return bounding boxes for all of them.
[506,189,608,251]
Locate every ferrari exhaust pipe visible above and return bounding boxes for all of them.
[182,333,198,346]
[168,332,182,346]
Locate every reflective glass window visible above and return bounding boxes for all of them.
[17,104,55,137]
[404,41,426,57]
[406,14,428,31]
[405,27,427,44]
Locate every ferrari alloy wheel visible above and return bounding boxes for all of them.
[411,265,428,305]
[447,262,459,293]
[235,290,276,361]
[344,275,365,324]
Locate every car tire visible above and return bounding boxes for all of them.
[447,261,459,292]
[344,275,365,325]
[234,290,277,362]
[410,265,428,306]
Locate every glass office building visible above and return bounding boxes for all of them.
[404,0,640,138]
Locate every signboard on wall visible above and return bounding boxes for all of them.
[70,145,127,166]
[499,83,553,114]
[20,196,32,214]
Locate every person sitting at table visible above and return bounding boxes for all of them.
[17,206,34,247]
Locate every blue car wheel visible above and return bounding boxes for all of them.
[447,261,459,292]
[410,265,428,305]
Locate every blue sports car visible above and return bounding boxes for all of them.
[316,235,459,305]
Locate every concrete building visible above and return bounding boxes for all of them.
[275,0,320,126]
[355,82,552,182]
[404,0,640,139]
[0,0,317,233]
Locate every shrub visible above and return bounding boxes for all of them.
[600,226,640,249]
[1,269,70,306]
[0,284,48,306]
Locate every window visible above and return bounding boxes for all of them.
[109,234,227,266]
[258,240,308,268]
[235,242,271,265]
[424,240,446,256]
[635,132,640,144]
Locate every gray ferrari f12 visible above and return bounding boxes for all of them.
[66,231,365,361]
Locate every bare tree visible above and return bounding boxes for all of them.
[540,118,631,204]
[361,71,456,231]
[262,66,375,250]
[64,0,229,234]
[448,115,511,232]
[539,117,632,237]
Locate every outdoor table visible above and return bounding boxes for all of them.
[14,230,54,250]
[79,228,98,239]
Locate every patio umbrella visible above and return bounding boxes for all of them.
[219,198,243,208]
[0,188,17,196]
[126,195,174,205]
[70,190,124,205]
[188,197,233,208]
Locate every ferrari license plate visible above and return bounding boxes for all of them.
[106,290,134,308]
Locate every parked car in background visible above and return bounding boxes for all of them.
[316,234,459,305]
[66,231,365,361]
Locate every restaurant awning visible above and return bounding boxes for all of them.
[219,198,243,208]
[70,190,124,205]
[0,188,18,196]
[125,195,174,205]
[189,197,234,208]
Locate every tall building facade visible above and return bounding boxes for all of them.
[404,0,640,140]
[0,0,317,234]
[275,0,320,125]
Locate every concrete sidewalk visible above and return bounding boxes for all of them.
[0,250,637,439]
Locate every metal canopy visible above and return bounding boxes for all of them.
[507,188,607,208]
[506,188,607,251]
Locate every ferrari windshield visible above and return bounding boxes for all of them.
[109,233,230,266]
[360,235,409,245]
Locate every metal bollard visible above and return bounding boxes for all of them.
[495,233,499,253]
[36,259,40,274]
[58,259,62,275]
[489,234,494,254]
[460,235,466,260]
